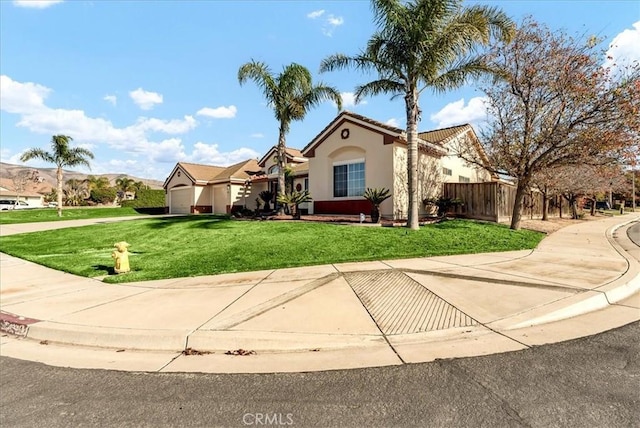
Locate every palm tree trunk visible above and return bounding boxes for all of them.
[277,126,287,216]
[405,87,420,230]
[56,166,63,217]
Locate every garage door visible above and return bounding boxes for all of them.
[170,188,192,214]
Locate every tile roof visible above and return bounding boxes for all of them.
[177,162,227,182]
[211,159,262,182]
[257,146,306,166]
[418,124,473,146]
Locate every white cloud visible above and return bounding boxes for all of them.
[189,142,261,166]
[0,75,50,114]
[0,75,263,180]
[430,97,488,128]
[250,133,264,138]
[385,118,400,128]
[133,116,197,134]
[603,21,640,74]
[340,92,367,108]
[0,75,192,160]
[196,105,237,119]
[307,9,324,19]
[322,14,344,37]
[129,88,163,110]
[103,94,117,106]
[327,15,344,27]
[13,0,63,8]
[308,9,344,37]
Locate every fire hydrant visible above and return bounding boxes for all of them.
[112,241,131,274]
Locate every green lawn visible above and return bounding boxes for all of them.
[0,216,544,283]
[0,207,143,224]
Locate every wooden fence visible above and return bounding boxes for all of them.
[442,182,567,223]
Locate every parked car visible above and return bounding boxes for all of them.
[0,200,30,210]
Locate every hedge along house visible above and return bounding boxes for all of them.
[163,159,265,214]
[301,111,494,219]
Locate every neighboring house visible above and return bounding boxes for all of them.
[163,159,263,214]
[301,111,494,219]
[0,178,45,208]
[163,112,493,218]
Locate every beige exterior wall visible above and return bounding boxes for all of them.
[392,145,443,219]
[212,186,227,213]
[308,125,394,216]
[441,134,491,183]
[250,181,268,210]
[194,185,211,206]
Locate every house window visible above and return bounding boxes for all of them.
[458,175,471,183]
[268,165,279,174]
[442,167,452,176]
[333,160,365,197]
[304,178,309,191]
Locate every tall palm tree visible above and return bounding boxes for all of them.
[115,176,136,200]
[321,0,514,229]
[238,61,343,214]
[20,135,94,217]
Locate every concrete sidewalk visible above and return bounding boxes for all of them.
[1,214,639,373]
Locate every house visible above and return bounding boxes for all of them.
[0,178,45,208]
[164,159,263,214]
[164,147,310,215]
[163,111,493,218]
[301,111,494,219]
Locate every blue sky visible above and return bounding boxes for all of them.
[1,0,639,181]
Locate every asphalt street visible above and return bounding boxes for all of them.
[1,321,639,428]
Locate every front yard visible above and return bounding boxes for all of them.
[0,207,143,224]
[0,216,544,283]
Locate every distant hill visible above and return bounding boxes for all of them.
[0,162,164,195]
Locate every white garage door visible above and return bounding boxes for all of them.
[170,188,192,214]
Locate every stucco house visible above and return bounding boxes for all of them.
[301,111,495,219]
[0,178,45,208]
[163,111,494,218]
[163,148,310,214]
[164,159,263,214]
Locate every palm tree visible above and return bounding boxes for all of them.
[115,176,135,201]
[64,178,89,206]
[277,190,313,220]
[320,0,514,230]
[87,175,110,191]
[238,61,343,215]
[363,187,392,223]
[20,135,94,217]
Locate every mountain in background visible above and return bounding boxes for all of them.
[0,162,164,195]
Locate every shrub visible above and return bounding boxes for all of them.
[90,187,117,204]
[120,189,165,208]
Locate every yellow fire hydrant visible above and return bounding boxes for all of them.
[112,241,131,274]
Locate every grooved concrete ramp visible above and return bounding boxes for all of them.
[345,271,477,334]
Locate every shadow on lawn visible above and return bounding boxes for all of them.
[92,264,114,275]
[144,215,234,230]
